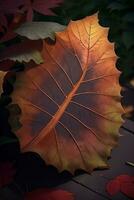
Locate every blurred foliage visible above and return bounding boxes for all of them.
[0,0,134,84]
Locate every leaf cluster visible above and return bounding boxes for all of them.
[0,0,134,83]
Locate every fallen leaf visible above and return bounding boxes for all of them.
[0,162,16,188]
[21,0,63,21]
[106,174,134,198]
[106,179,120,196]
[10,14,124,173]
[116,175,134,182]
[120,181,134,199]
[25,188,74,200]
[15,22,66,40]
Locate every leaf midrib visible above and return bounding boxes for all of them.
[22,22,91,149]
[23,64,88,149]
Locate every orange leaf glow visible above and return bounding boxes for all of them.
[10,14,125,173]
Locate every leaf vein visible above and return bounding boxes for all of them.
[70,100,122,124]
[44,42,74,87]
[64,111,102,142]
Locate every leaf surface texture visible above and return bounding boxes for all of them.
[11,14,124,173]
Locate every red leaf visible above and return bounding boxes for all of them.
[0,0,23,29]
[116,175,134,183]
[25,188,74,200]
[106,174,134,198]
[106,179,120,196]
[0,162,16,188]
[0,13,25,43]
[120,181,134,199]
[33,0,63,16]
[22,0,63,21]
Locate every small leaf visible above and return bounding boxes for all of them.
[21,0,64,20]
[25,188,74,200]
[0,40,43,64]
[126,161,134,167]
[117,175,134,198]
[15,22,66,40]
[120,181,134,199]
[106,174,134,198]
[10,50,44,64]
[116,175,134,182]
[106,179,120,196]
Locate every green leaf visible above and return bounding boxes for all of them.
[122,31,134,49]
[107,2,126,11]
[0,136,17,146]
[15,22,66,40]
[126,161,134,167]
[123,12,134,23]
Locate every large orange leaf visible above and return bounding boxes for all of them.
[11,14,125,173]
